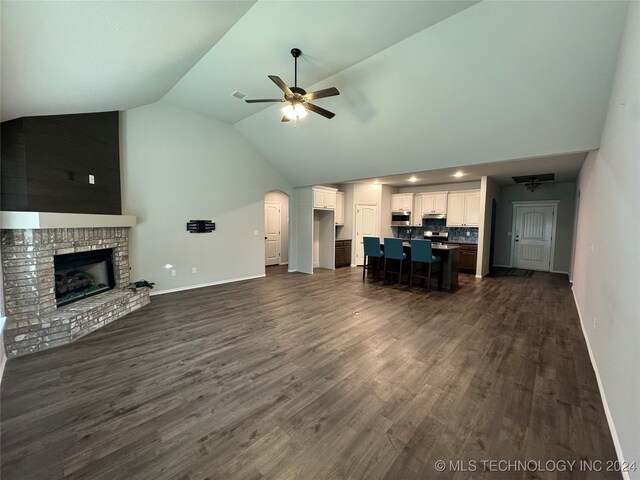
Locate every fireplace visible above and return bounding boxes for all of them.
[54,249,115,306]
[1,226,151,357]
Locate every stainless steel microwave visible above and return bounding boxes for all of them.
[391,211,411,226]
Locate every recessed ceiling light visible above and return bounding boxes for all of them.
[230,90,247,100]
[452,171,465,178]
[408,176,419,183]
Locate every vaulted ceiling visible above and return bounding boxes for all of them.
[0,1,254,121]
[0,1,630,187]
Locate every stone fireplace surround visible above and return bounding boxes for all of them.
[1,222,150,357]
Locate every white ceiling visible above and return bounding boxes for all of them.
[162,1,477,124]
[235,1,628,187]
[345,152,588,187]
[0,1,629,189]
[0,1,254,121]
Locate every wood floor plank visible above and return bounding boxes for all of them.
[1,266,620,479]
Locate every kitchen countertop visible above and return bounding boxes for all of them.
[397,241,460,250]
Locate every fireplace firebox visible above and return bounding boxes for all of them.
[54,249,115,306]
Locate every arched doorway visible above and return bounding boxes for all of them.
[264,190,290,267]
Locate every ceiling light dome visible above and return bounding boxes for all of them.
[282,103,308,121]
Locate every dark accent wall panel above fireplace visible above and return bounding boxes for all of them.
[1,111,122,214]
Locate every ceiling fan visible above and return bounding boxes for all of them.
[245,48,340,122]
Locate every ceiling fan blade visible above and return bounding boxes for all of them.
[268,75,293,97]
[245,99,285,103]
[305,87,340,100]
[281,116,290,123]
[303,102,335,119]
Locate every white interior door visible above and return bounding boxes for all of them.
[355,203,379,266]
[264,201,280,266]
[513,205,554,271]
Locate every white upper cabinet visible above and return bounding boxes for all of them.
[446,190,481,227]
[313,186,337,210]
[335,191,345,225]
[464,191,480,225]
[421,192,448,215]
[391,193,413,211]
[411,194,423,226]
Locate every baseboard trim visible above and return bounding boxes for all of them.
[551,270,569,274]
[151,274,266,296]
[492,264,511,268]
[571,288,629,480]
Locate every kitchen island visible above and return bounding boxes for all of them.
[379,241,460,290]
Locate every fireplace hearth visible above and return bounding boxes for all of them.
[54,249,115,306]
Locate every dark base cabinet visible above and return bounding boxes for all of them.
[458,244,478,274]
[335,239,352,268]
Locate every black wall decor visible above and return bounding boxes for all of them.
[1,111,121,214]
[186,220,216,233]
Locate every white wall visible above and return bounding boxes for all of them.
[379,185,394,240]
[264,190,289,264]
[494,182,577,273]
[290,186,313,274]
[121,101,291,293]
[572,2,639,474]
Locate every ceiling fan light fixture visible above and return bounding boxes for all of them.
[282,103,307,121]
[245,48,339,122]
[524,178,542,192]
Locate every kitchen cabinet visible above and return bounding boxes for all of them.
[421,192,448,215]
[391,193,413,212]
[458,244,478,274]
[335,239,352,267]
[335,191,345,225]
[313,186,337,210]
[446,190,481,227]
[411,194,423,226]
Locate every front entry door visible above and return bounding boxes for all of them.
[355,203,379,266]
[264,201,280,266]
[513,205,554,271]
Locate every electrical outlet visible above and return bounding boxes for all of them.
[593,316,597,331]
[466,231,470,237]
[89,174,95,184]
[191,267,197,274]
[170,269,176,277]
[253,230,259,236]
[590,242,595,253]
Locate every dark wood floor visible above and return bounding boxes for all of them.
[1,266,619,479]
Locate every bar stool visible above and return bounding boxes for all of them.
[362,236,384,281]
[409,239,442,291]
[383,238,406,286]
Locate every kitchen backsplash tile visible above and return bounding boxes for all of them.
[395,219,478,243]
